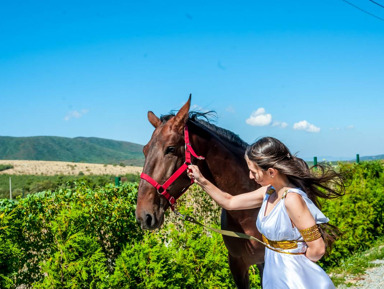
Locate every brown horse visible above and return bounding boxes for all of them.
[136,95,265,288]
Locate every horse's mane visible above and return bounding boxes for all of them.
[160,111,248,150]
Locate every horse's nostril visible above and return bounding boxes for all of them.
[145,214,153,227]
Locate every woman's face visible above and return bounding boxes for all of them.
[246,157,272,186]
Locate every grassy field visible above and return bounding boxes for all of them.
[0,160,142,199]
[0,160,142,176]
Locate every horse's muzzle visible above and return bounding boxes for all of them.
[136,209,164,230]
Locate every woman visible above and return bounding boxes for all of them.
[187,136,343,289]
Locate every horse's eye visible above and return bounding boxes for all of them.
[165,146,176,155]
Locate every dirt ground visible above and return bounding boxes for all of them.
[0,160,143,176]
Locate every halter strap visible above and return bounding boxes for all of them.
[140,125,205,210]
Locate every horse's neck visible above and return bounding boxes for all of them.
[191,131,256,195]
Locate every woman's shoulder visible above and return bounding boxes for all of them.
[283,188,308,212]
[284,188,330,223]
[285,187,306,195]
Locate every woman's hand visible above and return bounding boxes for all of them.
[187,165,206,185]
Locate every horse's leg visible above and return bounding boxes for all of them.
[228,254,250,289]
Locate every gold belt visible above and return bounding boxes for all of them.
[262,235,305,255]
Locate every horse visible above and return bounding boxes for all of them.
[136,95,265,288]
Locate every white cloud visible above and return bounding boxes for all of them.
[64,109,89,121]
[246,108,272,126]
[272,121,288,128]
[293,120,320,133]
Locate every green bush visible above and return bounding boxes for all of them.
[0,164,13,172]
[33,210,109,289]
[110,222,238,289]
[0,208,23,288]
[0,182,142,288]
[320,161,384,268]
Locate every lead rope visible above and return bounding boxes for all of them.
[173,208,268,246]
[172,188,305,255]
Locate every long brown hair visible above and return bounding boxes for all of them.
[245,136,345,250]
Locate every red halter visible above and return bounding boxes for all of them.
[140,125,205,210]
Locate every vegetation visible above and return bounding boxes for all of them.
[0,174,140,199]
[320,160,384,269]
[0,136,145,166]
[0,160,383,288]
[361,154,384,161]
[0,164,13,172]
[327,236,384,286]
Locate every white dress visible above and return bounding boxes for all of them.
[256,188,335,289]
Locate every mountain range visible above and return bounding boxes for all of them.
[0,136,145,166]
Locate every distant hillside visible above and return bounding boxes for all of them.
[0,136,145,166]
[305,154,384,166]
[360,154,384,161]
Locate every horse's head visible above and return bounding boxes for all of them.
[136,96,193,230]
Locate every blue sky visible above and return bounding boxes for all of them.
[1,0,384,161]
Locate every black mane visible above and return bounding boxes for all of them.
[160,111,248,149]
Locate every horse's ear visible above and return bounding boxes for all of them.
[173,94,191,133]
[148,111,161,128]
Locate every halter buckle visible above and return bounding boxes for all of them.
[168,196,176,205]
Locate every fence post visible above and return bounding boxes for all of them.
[9,177,12,200]
[115,176,121,187]
[356,154,360,164]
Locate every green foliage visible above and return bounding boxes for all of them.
[0,208,23,288]
[0,164,13,172]
[33,210,109,289]
[110,222,237,289]
[0,173,140,199]
[0,182,142,288]
[320,161,384,269]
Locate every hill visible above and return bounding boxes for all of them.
[361,154,384,161]
[0,136,145,166]
[304,154,384,163]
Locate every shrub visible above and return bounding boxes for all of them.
[0,165,13,172]
[33,210,109,289]
[320,161,384,268]
[110,222,239,289]
[0,182,142,288]
[0,207,23,287]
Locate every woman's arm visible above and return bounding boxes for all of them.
[187,164,266,210]
[284,193,326,262]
